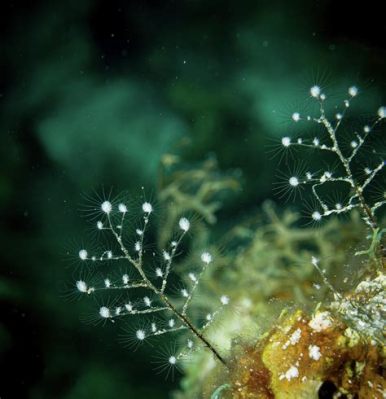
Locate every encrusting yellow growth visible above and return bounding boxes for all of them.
[228,309,385,398]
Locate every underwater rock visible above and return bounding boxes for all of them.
[229,303,385,398]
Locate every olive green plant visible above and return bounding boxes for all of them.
[157,155,240,247]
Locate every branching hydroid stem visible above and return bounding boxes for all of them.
[76,199,228,368]
[279,87,385,241]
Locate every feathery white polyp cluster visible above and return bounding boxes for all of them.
[278,86,386,229]
[75,199,229,369]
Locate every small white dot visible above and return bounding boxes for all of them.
[310,85,321,98]
[118,203,127,213]
[79,249,88,260]
[144,296,151,307]
[178,217,190,232]
[201,252,212,264]
[155,267,163,277]
[312,211,322,221]
[281,137,291,147]
[289,177,299,187]
[136,329,145,340]
[311,256,319,266]
[378,106,386,119]
[99,306,110,318]
[309,345,321,361]
[76,280,87,292]
[142,202,153,213]
[168,356,177,365]
[348,86,358,97]
[168,319,175,328]
[220,295,230,305]
[101,201,112,214]
[292,112,300,122]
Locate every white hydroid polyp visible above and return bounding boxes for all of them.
[142,202,152,213]
[178,217,190,232]
[118,203,127,213]
[292,112,300,122]
[136,329,146,340]
[312,137,320,146]
[143,296,151,307]
[312,211,322,221]
[310,85,321,98]
[348,86,358,97]
[76,280,88,292]
[97,221,103,230]
[168,319,175,327]
[311,256,319,266]
[289,177,299,187]
[101,201,112,214]
[201,252,212,264]
[99,306,110,318]
[378,106,386,119]
[79,249,88,260]
[281,136,291,147]
[168,356,177,365]
[220,295,230,305]
[155,267,163,277]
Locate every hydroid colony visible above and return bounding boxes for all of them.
[74,86,385,398]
